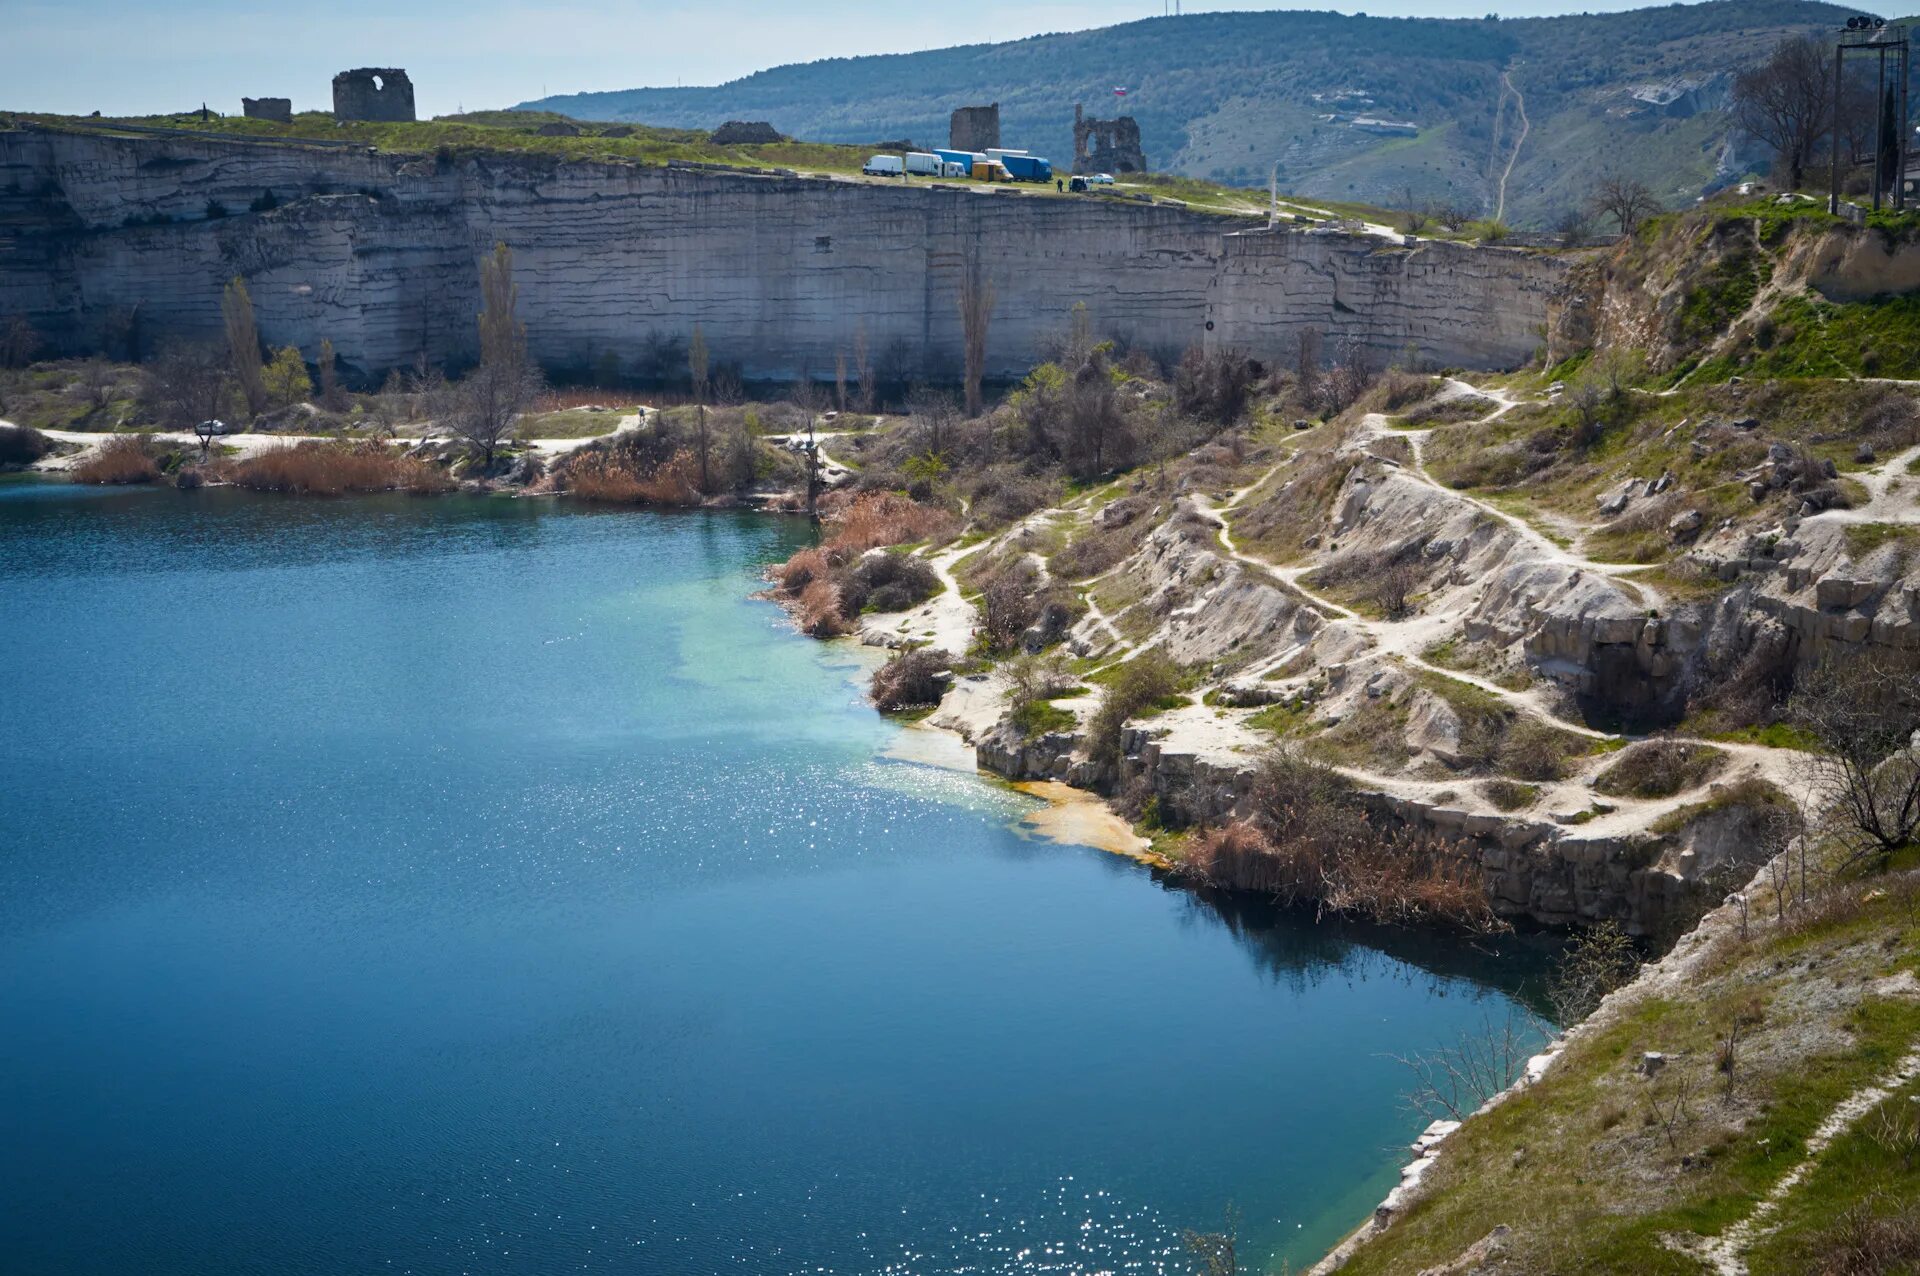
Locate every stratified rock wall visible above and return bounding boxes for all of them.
[0,126,1566,379]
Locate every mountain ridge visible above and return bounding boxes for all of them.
[516,0,1858,227]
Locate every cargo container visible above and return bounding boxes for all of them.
[862,154,903,176]
[984,149,1029,161]
[933,148,985,172]
[998,153,1053,183]
[904,151,941,176]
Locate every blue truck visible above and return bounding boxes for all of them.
[997,153,1053,183]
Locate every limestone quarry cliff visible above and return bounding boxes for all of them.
[0,124,1563,381]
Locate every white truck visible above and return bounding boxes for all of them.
[904,151,941,176]
[862,154,904,177]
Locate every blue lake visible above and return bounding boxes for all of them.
[0,483,1548,1274]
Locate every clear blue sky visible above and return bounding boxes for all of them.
[6,0,1706,118]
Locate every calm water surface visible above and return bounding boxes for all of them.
[0,483,1547,1275]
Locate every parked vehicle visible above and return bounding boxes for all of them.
[940,161,970,178]
[998,153,1053,183]
[862,154,903,177]
[933,148,985,172]
[970,159,1013,182]
[904,152,941,176]
[1068,176,1089,193]
[1088,172,1115,185]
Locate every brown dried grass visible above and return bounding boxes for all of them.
[70,434,161,485]
[223,442,454,495]
[821,491,957,555]
[1183,749,1502,930]
[796,579,850,638]
[564,448,701,506]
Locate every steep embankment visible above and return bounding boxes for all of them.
[0,123,1562,383]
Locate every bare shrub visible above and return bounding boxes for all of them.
[71,435,161,485]
[222,441,453,495]
[826,491,956,554]
[796,579,849,637]
[1087,650,1179,766]
[1546,921,1640,1024]
[842,552,939,614]
[870,647,953,712]
[563,447,701,506]
[1593,739,1729,799]
[1397,1014,1535,1121]
[1497,718,1585,782]
[981,561,1043,654]
[0,423,53,467]
[1173,345,1258,427]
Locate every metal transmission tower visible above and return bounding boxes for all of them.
[1829,14,1911,213]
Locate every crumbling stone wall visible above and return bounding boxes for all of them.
[949,104,1000,152]
[331,69,415,123]
[1072,103,1147,175]
[242,98,292,124]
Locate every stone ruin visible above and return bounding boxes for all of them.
[709,120,782,146]
[242,97,292,123]
[331,68,416,123]
[1072,103,1147,175]
[949,103,1000,153]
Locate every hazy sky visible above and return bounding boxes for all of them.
[7,0,1695,118]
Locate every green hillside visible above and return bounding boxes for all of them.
[518,0,1857,227]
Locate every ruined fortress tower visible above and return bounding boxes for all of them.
[331,69,416,123]
[949,104,1000,153]
[1072,103,1148,175]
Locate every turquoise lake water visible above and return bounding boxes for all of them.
[0,483,1549,1274]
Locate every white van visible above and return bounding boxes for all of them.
[904,152,941,176]
[862,154,904,176]
[941,161,970,178]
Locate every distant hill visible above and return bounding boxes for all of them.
[516,0,1856,227]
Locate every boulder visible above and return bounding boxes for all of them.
[1667,508,1704,539]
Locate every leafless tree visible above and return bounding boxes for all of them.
[1295,327,1323,410]
[1567,375,1608,447]
[0,315,41,369]
[1322,336,1375,415]
[1589,174,1660,237]
[907,388,960,461]
[222,275,267,417]
[849,322,874,414]
[1732,35,1832,191]
[958,250,996,417]
[1647,1070,1700,1150]
[833,348,848,412]
[448,242,542,473]
[75,357,118,412]
[688,323,709,405]
[1397,1013,1534,1122]
[141,342,234,451]
[1373,558,1423,620]
[1400,184,1429,234]
[1553,205,1595,248]
[316,337,346,411]
[1789,651,1920,868]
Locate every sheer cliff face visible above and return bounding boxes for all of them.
[0,127,1565,379]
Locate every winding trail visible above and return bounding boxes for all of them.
[1493,71,1529,226]
[1176,392,1814,826]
